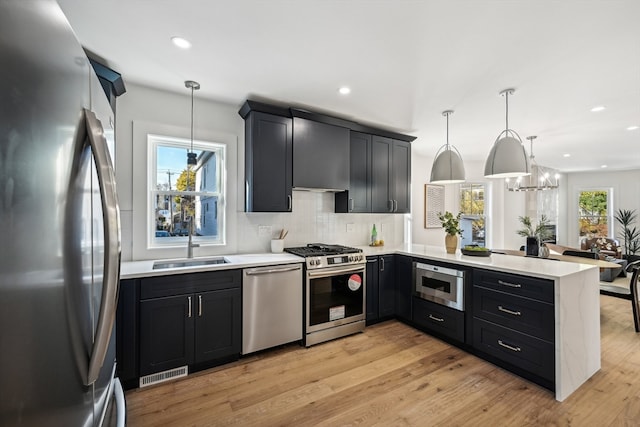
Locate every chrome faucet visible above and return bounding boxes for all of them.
[186,217,199,258]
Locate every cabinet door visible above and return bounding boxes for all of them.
[371,135,393,213]
[139,295,194,376]
[366,257,379,322]
[245,112,292,212]
[392,140,411,213]
[394,255,413,321]
[379,255,396,317]
[349,132,371,212]
[116,279,139,388]
[194,288,241,364]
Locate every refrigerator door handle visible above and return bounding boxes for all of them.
[84,108,122,386]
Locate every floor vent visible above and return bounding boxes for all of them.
[139,366,188,388]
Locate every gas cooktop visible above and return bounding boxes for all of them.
[285,243,362,258]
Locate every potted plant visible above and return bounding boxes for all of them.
[438,211,463,254]
[615,209,640,262]
[516,215,552,256]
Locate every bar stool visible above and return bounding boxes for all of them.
[628,260,640,332]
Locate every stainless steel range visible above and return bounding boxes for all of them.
[285,244,366,346]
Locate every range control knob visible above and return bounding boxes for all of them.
[348,255,354,262]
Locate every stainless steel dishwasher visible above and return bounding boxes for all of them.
[242,264,303,354]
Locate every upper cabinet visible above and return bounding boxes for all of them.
[338,134,411,214]
[239,100,414,213]
[292,117,349,191]
[243,109,293,212]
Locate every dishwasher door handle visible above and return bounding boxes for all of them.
[244,265,302,276]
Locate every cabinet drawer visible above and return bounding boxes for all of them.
[473,286,554,341]
[141,269,241,299]
[473,318,554,382]
[412,297,464,343]
[474,269,554,303]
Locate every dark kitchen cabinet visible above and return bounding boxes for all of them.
[138,270,241,378]
[292,117,350,191]
[365,255,395,323]
[471,269,555,387]
[378,255,396,317]
[116,279,139,389]
[365,257,379,322]
[394,255,413,321]
[243,110,293,212]
[413,297,465,343]
[371,136,411,213]
[336,132,371,213]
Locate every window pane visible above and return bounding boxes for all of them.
[150,135,225,246]
[578,190,608,238]
[460,183,486,247]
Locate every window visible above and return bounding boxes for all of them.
[459,183,486,247]
[578,189,610,239]
[148,134,225,246]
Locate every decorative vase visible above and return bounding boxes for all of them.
[445,234,458,254]
[525,237,539,256]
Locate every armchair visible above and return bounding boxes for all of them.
[581,237,622,259]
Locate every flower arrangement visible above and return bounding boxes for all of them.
[438,211,463,236]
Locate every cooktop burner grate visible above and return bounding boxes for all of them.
[285,243,361,257]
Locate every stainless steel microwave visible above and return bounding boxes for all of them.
[414,262,465,311]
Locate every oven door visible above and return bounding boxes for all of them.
[414,262,464,311]
[306,265,365,333]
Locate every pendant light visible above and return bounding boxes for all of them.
[185,80,200,191]
[506,136,560,191]
[484,88,530,178]
[430,110,465,184]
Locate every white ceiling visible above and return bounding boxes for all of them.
[58,0,640,173]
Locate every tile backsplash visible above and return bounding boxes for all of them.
[236,190,406,253]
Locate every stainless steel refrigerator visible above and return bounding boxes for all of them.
[0,1,125,425]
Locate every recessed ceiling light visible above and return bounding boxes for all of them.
[338,87,351,95]
[563,153,571,158]
[171,36,191,49]
[627,125,639,131]
[601,164,608,168]
[590,105,606,112]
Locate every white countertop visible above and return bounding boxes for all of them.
[121,244,595,280]
[121,253,305,279]
[357,244,596,280]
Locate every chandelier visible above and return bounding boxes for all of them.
[506,135,559,191]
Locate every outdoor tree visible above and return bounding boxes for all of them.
[578,190,608,236]
[175,169,196,224]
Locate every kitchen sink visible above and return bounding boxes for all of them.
[152,257,230,270]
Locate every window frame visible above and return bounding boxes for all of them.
[577,187,613,242]
[459,182,487,248]
[147,134,226,248]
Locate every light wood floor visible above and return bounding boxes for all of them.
[125,295,640,426]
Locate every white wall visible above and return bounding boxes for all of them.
[116,83,405,261]
[410,152,527,250]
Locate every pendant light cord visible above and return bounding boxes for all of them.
[505,90,509,130]
[189,84,194,191]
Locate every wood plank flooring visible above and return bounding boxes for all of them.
[125,295,640,426]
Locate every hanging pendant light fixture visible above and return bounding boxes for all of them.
[506,135,560,191]
[185,80,200,191]
[484,88,530,178]
[430,110,465,184]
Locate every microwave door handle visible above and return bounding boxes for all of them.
[84,108,122,386]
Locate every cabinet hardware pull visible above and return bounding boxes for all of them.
[498,339,521,352]
[498,305,521,316]
[349,198,354,212]
[198,295,202,317]
[393,200,398,212]
[497,279,522,288]
[429,314,445,322]
[287,195,292,211]
[380,257,385,272]
[187,296,192,318]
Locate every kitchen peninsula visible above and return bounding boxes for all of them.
[364,244,600,402]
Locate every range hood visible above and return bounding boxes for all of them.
[291,112,350,192]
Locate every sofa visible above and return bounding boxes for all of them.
[580,237,622,259]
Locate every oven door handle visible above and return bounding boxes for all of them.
[307,265,365,278]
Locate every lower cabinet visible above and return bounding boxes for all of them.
[394,255,413,321]
[412,297,465,343]
[471,268,555,388]
[366,255,396,323]
[118,269,242,386]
